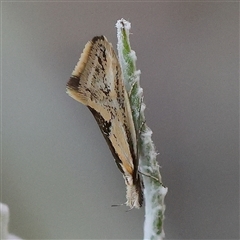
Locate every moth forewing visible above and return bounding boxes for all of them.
[66,35,143,208]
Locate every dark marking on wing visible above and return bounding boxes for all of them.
[88,106,125,174]
[67,76,79,92]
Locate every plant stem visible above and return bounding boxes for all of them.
[116,18,168,240]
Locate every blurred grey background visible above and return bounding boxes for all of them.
[1,2,239,240]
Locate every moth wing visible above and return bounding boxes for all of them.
[66,36,138,180]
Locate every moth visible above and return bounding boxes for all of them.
[66,35,143,208]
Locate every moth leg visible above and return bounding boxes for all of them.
[138,170,165,187]
[111,203,134,212]
[138,119,146,134]
[135,96,143,145]
[111,203,125,207]
[128,79,138,98]
[137,96,145,131]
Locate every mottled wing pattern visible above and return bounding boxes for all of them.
[66,36,143,208]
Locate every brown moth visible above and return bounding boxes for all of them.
[66,35,143,208]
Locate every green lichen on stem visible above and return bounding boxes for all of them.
[116,19,167,240]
